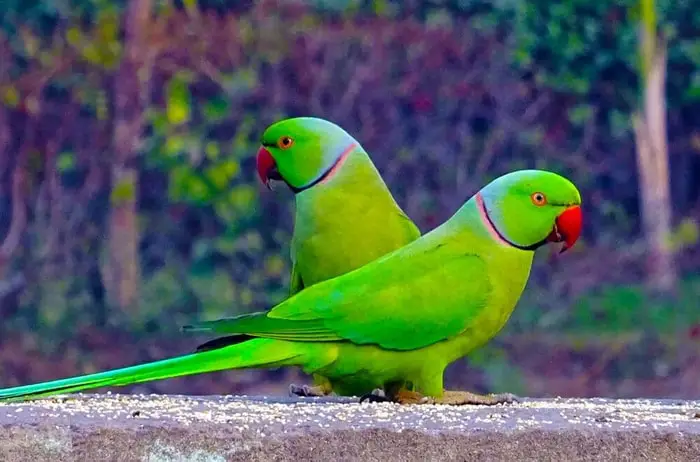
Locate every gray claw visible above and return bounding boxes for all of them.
[288,383,308,397]
[359,388,388,403]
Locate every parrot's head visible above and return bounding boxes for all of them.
[256,117,358,193]
[477,169,582,253]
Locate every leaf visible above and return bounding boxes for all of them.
[182,0,198,15]
[165,75,192,125]
[609,110,630,139]
[203,96,230,122]
[212,235,240,256]
[685,71,700,101]
[567,104,593,126]
[205,142,220,160]
[227,185,256,212]
[169,165,211,204]
[213,201,237,224]
[56,152,76,172]
[1,86,20,108]
[164,134,187,157]
[65,27,83,47]
[110,177,136,205]
[168,165,195,202]
[668,217,700,251]
[264,254,286,277]
[220,158,240,179]
[204,164,232,190]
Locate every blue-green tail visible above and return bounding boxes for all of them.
[0,338,301,403]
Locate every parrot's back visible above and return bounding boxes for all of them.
[291,148,420,291]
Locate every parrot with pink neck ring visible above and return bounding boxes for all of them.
[0,169,582,406]
[255,117,421,397]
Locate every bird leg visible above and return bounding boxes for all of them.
[289,374,334,397]
[288,384,329,397]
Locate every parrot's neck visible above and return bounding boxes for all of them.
[297,147,395,202]
[449,195,532,252]
[441,195,535,361]
[288,142,357,194]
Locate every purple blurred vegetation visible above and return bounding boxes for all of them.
[0,0,699,399]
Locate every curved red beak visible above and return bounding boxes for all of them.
[547,205,583,253]
[256,147,278,190]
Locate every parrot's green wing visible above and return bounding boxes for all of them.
[186,242,492,351]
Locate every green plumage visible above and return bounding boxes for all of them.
[0,338,302,401]
[257,117,421,394]
[290,147,420,293]
[0,169,581,402]
[258,117,420,294]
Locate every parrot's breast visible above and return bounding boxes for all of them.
[294,187,419,287]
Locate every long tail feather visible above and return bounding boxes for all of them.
[0,338,300,403]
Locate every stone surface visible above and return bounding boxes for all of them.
[1,394,700,461]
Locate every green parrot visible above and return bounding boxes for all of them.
[255,117,421,397]
[0,169,582,405]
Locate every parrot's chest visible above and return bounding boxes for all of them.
[450,250,533,356]
[297,223,400,284]
[482,251,532,330]
[294,197,413,286]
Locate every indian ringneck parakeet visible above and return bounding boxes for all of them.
[255,117,421,397]
[0,169,582,405]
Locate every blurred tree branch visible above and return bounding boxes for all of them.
[103,0,156,311]
[0,107,27,272]
[633,0,676,294]
[0,1,696,369]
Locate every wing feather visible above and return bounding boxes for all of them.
[186,241,492,351]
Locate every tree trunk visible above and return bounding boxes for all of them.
[633,0,676,293]
[103,0,153,311]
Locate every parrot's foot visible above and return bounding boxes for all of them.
[359,388,388,403]
[288,383,329,398]
[422,390,520,406]
[361,388,425,405]
[393,389,427,405]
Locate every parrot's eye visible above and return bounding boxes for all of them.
[277,136,294,150]
[531,192,547,206]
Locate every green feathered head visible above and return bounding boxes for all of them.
[256,117,359,192]
[477,169,582,253]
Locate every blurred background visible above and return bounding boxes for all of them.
[0,0,699,399]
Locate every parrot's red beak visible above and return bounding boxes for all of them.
[546,205,582,253]
[256,146,281,190]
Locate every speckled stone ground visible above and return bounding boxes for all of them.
[1,394,700,461]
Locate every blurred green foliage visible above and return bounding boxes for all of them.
[0,0,698,397]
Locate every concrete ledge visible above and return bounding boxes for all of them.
[1,395,700,461]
